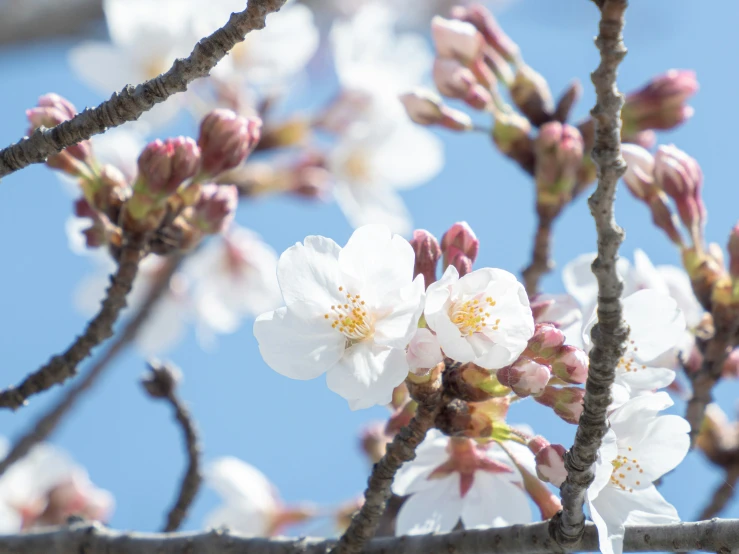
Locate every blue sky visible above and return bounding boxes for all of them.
[0,0,737,534]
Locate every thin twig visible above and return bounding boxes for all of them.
[552,0,629,547]
[0,241,145,410]
[329,379,444,554]
[2,519,739,554]
[522,209,555,297]
[0,255,183,478]
[698,467,739,521]
[0,0,287,179]
[141,361,203,532]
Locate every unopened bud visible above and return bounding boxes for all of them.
[621,144,656,201]
[534,385,584,424]
[410,229,441,287]
[647,192,685,246]
[622,70,698,135]
[497,357,551,398]
[443,362,510,402]
[553,80,582,123]
[441,221,479,270]
[729,223,739,281]
[399,89,473,132]
[654,144,705,235]
[27,93,93,169]
[142,361,182,399]
[534,122,583,214]
[431,16,484,64]
[492,111,534,173]
[435,397,512,439]
[433,58,492,110]
[510,65,554,127]
[449,4,520,63]
[551,345,589,384]
[199,109,261,176]
[190,184,238,235]
[682,247,725,311]
[529,438,567,487]
[406,328,444,375]
[525,323,566,361]
[136,137,201,196]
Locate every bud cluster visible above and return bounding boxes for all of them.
[410,221,479,288]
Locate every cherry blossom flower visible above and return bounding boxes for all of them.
[204,457,313,536]
[587,393,690,554]
[0,443,113,533]
[391,430,532,535]
[424,266,534,370]
[406,328,444,374]
[253,225,425,410]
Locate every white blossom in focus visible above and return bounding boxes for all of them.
[392,430,532,535]
[587,393,689,554]
[424,266,534,370]
[253,224,425,410]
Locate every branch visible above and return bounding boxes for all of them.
[553,0,629,546]
[329,379,444,554]
[698,468,739,521]
[0,241,145,410]
[0,0,288,179]
[522,209,555,297]
[0,255,183,478]
[141,361,203,532]
[3,519,739,554]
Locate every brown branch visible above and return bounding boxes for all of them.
[522,209,555,297]
[3,519,739,554]
[329,379,444,554]
[0,0,287,179]
[0,241,145,410]
[552,0,629,547]
[141,361,203,532]
[0,255,182,478]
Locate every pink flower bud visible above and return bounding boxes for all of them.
[441,221,479,273]
[551,345,589,384]
[534,122,584,214]
[136,137,201,196]
[399,89,473,132]
[199,109,261,176]
[449,4,520,63]
[654,144,705,234]
[622,70,698,134]
[191,184,238,234]
[433,58,492,111]
[497,357,551,398]
[510,65,554,126]
[534,386,585,424]
[410,229,441,287]
[431,16,484,64]
[492,111,534,172]
[526,323,566,361]
[621,143,656,201]
[27,93,92,166]
[647,192,685,246]
[534,442,567,487]
[530,295,556,322]
[406,328,444,375]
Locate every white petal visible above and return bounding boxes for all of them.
[205,457,277,511]
[134,294,187,355]
[616,366,675,394]
[253,307,344,380]
[325,343,408,410]
[395,475,462,536]
[623,290,686,362]
[562,253,632,314]
[608,391,674,432]
[423,265,458,316]
[276,235,344,319]
[628,415,690,482]
[334,180,412,237]
[589,429,618,501]
[461,474,531,529]
[632,249,669,294]
[406,328,444,373]
[657,264,704,327]
[392,430,450,496]
[373,276,425,349]
[68,42,141,93]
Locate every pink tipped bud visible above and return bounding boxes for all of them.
[199,109,261,176]
[551,345,589,384]
[497,357,551,398]
[622,70,698,135]
[534,122,584,214]
[190,184,238,235]
[510,65,554,126]
[136,137,201,196]
[410,229,441,287]
[728,224,739,280]
[27,93,92,166]
[534,386,585,424]
[621,144,656,201]
[433,58,492,111]
[431,16,484,64]
[654,144,705,234]
[526,323,566,361]
[450,4,520,63]
[441,221,479,270]
[399,89,473,132]
[647,192,685,246]
[533,441,567,487]
[492,111,534,173]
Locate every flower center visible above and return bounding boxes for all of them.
[324,286,374,342]
[450,295,498,336]
[343,151,371,183]
[609,446,644,493]
[617,340,648,373]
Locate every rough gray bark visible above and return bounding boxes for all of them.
[552,0,629,547]
[0,242,144,410]
[0,0,287,179]
[2,519,739,554]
